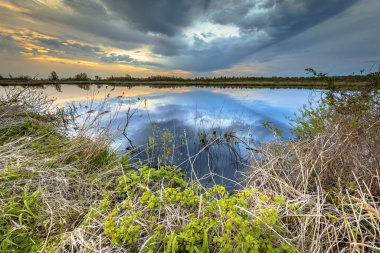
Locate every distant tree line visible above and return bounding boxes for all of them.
[0,74,36,81]
[1,68,379,84]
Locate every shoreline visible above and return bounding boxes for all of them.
[1,85,379,252]
[0,80,369,89]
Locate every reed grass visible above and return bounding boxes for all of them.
[0,80,379,252]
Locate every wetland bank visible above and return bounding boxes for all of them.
[1,0,380,251]
[1,74,379,252]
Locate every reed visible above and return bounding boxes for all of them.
[0,82,378,252]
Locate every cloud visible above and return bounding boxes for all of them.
[103,0,359,71]
[63,0,108,16]
[0,33,21,53]
[149,35,189,56]
[100,53,134,64]
[8,0,149,47]
[209,0,357,36]
[103,0,211,36]
[213,0,380,76]
[37,38,102,54]
[167,0,359,71]
[1,0,379,76]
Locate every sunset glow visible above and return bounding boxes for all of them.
[1,0,379,78]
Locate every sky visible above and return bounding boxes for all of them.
[0,0,379,78]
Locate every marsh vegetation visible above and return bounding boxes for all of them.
[0,69,376,89]
[0,71,379,252]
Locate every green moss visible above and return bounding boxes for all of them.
[103,166,296,253]
[116,165,187,198]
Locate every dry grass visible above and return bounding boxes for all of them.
[0,88,120,252]
[246,89,380,252]
[246,140,380,252]
[1,86,379,252]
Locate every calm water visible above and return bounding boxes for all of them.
[2,84,321,188]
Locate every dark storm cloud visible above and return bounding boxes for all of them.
[97,0,359,71]
[149,35,188,56]
[2,0,378,74]
[172,0,359,71]
[209,0,357,35]
[237,0,380,76]
[103,0,211,36]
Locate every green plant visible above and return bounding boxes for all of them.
[262,121,283,138]
[103,166,295,252]
[0,186,44,253]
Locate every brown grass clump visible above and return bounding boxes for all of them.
[246,86,380,252]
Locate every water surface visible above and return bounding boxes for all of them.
[2,84,321,188]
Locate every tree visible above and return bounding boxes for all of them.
[74,73,88,81]
[48,71,59,81]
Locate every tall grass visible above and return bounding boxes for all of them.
[246,79,380,252]
[0,74,379,252]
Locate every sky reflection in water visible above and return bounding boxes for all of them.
[41,85,319,189]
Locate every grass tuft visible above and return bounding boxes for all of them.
[0,81,379,252]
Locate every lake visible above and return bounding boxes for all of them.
[1,84,321,189]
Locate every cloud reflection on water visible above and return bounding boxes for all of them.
[39,84,317,189]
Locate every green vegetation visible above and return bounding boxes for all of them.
[103,166,294,252]
[1,68,379,89]
[0,72,379,252]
